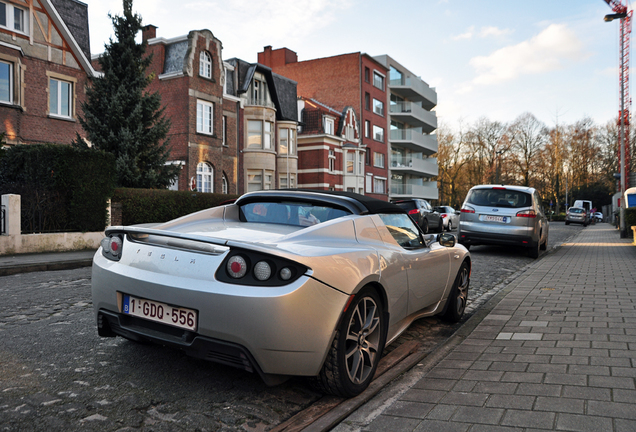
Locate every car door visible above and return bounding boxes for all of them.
[378,213,451,315]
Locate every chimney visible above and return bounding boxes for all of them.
[142,24,157,42]
[258,46,298,68]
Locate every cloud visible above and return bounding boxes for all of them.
[469,23,587,85]
[452,26,475,40]
[479,26,512,38]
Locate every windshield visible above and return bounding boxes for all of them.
[239,201,351,227]
[466,189,532,208]
[569,208,584,214]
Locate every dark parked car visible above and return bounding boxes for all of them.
[565,207,589,226]
[393,199,443,233]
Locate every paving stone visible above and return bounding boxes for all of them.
[439,391,489,407]
[613,389,636,403]
[472,381,518,394]
[365,415,421,432]
[451,405,504,424]
[425,404,457,421]
[555,413,613,432]
[501,372,544,383]
[401,389,447,404]
[615,418,636,432]
[516,383,562,397]
[544,373,587,386]
[384,401,435,419]
[587,400,636,419]
[413,378,457,391]
[461,370,504,382]
[485,394,535,410]
[412,419,470,432]
[534,396,584,414]
[561,385,611,401]
[500,409,555,429]
[588,375,635,390]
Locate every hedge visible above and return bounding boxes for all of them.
[112,188,240,225]
[0,144,116,233]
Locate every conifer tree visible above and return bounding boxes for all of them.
[75,0,178,188]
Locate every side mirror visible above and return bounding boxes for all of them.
[438,233,456,247]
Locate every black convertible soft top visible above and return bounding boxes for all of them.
[235,189,406,215]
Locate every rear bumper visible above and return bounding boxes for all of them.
[457,224,536,248]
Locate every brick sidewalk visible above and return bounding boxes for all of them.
[339,224,636,432]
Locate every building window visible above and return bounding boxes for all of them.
[329,149,335,172]
[196,100,213,134]
[199,51,212,78]
[346,152,355,174]
[390,66,403,85]
[373,125,384,142]
[247,120,273,149]
[374,177,386,194]
[358,152,363,175]
[249,73,271,106]
[49,78,72,118]
[373,71,384,90]
[0,60,12,104]
[364,67,370,83]
[0,2,28,33]
[196,162,213,193]
[324,117,334,135]
[373,98,384,116]
[365,148,371,165]
[222,173,229,194]
[279,127,295,154]
[364,92,370,110]
[224,64,235,95]
[374,152,385,168]
[248,170,273,192]
[222,116,227,145]
[365,120,370,138]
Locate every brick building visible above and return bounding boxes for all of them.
[139,26,239,194]
[297,97,363,193]
[0,0,95,146]
[258,46,389,201]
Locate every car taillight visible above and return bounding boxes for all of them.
[408,209,419,215]
[516,210,537,218]
[440,213,448,218]
[217,249,308,286]
[101,234,124,261]
[461,207,475,214]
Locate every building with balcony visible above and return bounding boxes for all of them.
[1,0,95,147]
[373,55,439,202]
[258,46,389,201]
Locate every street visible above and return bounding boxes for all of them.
[0,223,585,431]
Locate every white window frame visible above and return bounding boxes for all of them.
[0,60,13,104]
[196,100,214,134]
[248,120,273,149]
[324,117,335,135]
[196,162,214,193]
[373,177,387,194]
[0,2,29,34]
[49,78,72,118]
[199,51,212,78]
[373,70,385,90]
[373,98,384,116]
[328,149,335,173]
[374,152,385,168]
[373,125,384,142]
[346,151,355,174]
[222,173,229,194]
[365,120,370,138]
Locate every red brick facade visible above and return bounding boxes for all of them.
[0,1,92,146]
[143,29,238,194]
[258,47,389,200]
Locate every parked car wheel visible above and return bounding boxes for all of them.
[528,240,540,258]
[447,221,453,232]
[442,262,469,323]
[540,236,547,251]
[314,287,386,397]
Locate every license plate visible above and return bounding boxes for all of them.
[482,215,508,223]
[122,294,197,331]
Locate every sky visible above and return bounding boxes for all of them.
[83,0,630,130]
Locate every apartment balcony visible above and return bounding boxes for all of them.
[389,77,437,110]
[389,102,437,133]
[245,97,276,109]
[391,156,438,177]
[390,129,437,156]
[390,181,439,201]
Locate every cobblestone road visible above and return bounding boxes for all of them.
[0,223,584,431]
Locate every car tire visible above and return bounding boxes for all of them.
[442,261,470,323]
[565,221,570,225]
[313,287,387,397]
[528,241,540,258]
[540,236,547,251]
[447,221,452,232]
[421,220,429,234]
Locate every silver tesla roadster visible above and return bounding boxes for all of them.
[91,190,471,397]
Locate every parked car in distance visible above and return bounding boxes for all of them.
[433,206,460,231]
[92,190,471,397]
[573,200,592,214]
[457,185,549,258]
[594,212,603,223]
[565,207,589,226]
[393,199,443,233]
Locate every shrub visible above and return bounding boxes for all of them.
[112,188,239,225]
[0,144,116,233]
[625,208,636,237]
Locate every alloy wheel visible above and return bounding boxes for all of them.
[345,296,381,385]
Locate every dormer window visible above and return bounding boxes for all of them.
[248,73,271,106]
[199,51,212,79]
[0,2,29,34]
[324,117,335,135]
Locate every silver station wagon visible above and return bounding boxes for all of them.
[457,185,549,258]
[92,190,471,397]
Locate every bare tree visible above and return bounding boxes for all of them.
[509,113,546,187]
